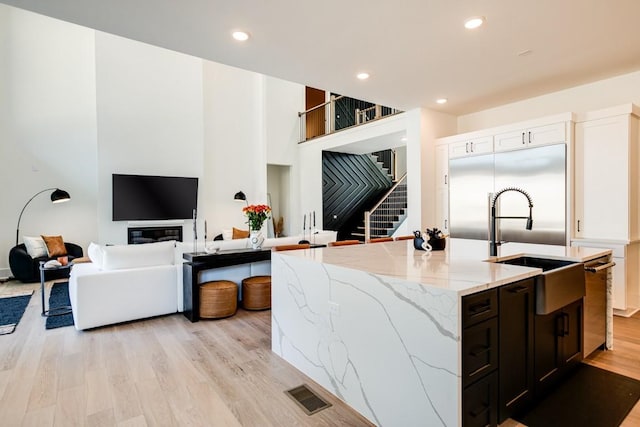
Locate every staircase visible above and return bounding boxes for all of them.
[352,175,407,242]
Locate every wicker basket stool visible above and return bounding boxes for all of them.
[199,280,238,319]
[241,275,272,310]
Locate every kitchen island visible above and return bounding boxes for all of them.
[271,238,612,426]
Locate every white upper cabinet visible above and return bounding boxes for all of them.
[574,106,639,241]
[494,122,566,152]
[448,136,493,158]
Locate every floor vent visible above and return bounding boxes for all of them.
[284,384,332,415]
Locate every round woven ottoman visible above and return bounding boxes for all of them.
[241,275,272,310]
[199,280,238,319]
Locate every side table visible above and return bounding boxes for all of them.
[39,261,73,317]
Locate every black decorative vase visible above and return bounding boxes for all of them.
[428,237,446,251]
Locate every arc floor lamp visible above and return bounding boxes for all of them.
[15,188,71,246]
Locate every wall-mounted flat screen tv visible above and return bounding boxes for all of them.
[112,174,198,221]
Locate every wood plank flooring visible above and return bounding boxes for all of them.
[0,280,372,426]
[2,279,640,426]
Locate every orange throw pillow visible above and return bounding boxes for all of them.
[232,227,249,239]
[41,235,67,257]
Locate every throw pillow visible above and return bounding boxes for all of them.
[41,235,67,257]
[232,227,249,239]
[23,236,49,258]
[87,242,103,268]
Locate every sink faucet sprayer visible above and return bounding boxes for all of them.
[490,187,534,256]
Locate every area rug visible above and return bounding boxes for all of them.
[45,281,74,330]
[0,291,33,335]
[514,363,640,427]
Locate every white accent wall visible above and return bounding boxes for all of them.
[0,6,98,271]
[0,4,304,276]
[95,31,204,244]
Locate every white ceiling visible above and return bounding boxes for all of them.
[3,0,640,115]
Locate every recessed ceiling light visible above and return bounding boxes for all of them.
[436,98,448,104]
[464,16,485,29]
[232,31,250,41]
[356,72,370,80]
[401,137,408,142]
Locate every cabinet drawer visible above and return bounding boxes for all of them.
[462,317,499,387]
[462,288,498,327]
[463,371,498,427]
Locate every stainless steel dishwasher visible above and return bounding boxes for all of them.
[584,256,616,357]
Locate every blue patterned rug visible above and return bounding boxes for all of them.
[0,291,33,335]
[46,281,74,330]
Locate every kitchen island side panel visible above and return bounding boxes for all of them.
[271,253,461,426]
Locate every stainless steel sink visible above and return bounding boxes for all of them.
[496,256,585,315]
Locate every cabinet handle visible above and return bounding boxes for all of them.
[465,142,469,153]
[469,301,491,315]
[470,141,474,152]
[585,261,616,273]
[556,315,565,337]
[444,219,448,229]
[577,220,581,233]
[528,131,532,143]
[444,174,448,185]
[522,132,525,144]
[509,285,529,293]
[470,405,489,418]
[564,313,570,336]
[470,345,491,357]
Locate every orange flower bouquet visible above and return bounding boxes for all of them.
[243,204,272,231]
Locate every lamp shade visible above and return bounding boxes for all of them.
[51,188,71,203]
[233,191,247,202]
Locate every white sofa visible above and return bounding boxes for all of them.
[68,231,337,330]
[69,240,180,331]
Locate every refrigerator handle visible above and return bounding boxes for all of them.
[444,174,448,185]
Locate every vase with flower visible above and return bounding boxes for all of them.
[243,204,271,249]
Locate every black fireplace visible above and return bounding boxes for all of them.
[128,226,183,244]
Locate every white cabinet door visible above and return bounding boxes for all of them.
[469,136,493,155]
[435,145,449,188]
[435,187,449,233]
[494,130,526,151]
[449,140,470,158]
[575,115,629,240]
[528,122,565,147]
[448,136,493,158]
[495,122,566,152]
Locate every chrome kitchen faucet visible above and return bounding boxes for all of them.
[489,187,534,256]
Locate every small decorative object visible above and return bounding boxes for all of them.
[57,256,69,266]
[274,216,284,238]
[413,230,432,251]
[243,204,272,250]
[425,228,447,251]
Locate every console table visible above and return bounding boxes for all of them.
[182,248,271,322]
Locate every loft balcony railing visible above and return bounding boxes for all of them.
[298,95,402,143]
[364,173,407,242]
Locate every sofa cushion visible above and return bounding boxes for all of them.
[88,242,104,268]
[23,236,49,258]
[42,235,67,257]
[101,240,176,271]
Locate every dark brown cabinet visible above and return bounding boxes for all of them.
[534,298,583,397]
[462,279,535,427]
[462,288,499,426]
[498,279,535,422]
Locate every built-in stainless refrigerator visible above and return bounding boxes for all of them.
[449,143,566,245]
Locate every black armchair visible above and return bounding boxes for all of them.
[9,242,83,283]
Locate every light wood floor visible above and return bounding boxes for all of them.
[0,280,373,426]
[2,280,640,427]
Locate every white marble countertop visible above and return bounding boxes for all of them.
[276,238,612,296]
